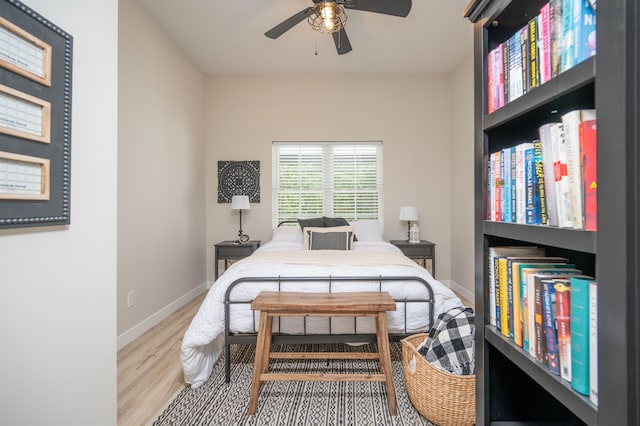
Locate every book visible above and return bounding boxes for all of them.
[528,16,539,91]
[508,29,523,102]
[555,279,572,381]
[496,43,505,109]
[494,150,502,222]
[533,140,547,225]
[589,281,598,406]
[524,145,537,224]
[538,123,559,226]
[488,247,545,329]
[581,118,597,231]
[538,3,552,84]
[507,256,565,347]
[560,0,575,73]
[520,264,577,356]
[515,142,533,224]
[530,269,581,362]
[563,109,596,229]
[509,257,567,349]
[519,26,529,96]
[574,0,596,65]
[502,40,510,106]
[549,0,564,78]
[551,122,573,227]
[542,279,560,374]
[571,276,595,395]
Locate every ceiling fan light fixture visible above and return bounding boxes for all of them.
[308,1,346,34]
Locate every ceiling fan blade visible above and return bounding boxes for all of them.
[338,0,411,17]
[332,28,352,55]
[265,7,315,39]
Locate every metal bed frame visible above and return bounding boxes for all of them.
[223,275,435,382]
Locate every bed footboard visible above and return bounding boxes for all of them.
[223,275,435,383]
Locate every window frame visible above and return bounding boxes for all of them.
[272,141,383,227]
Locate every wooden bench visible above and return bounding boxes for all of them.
[247,291,398,415]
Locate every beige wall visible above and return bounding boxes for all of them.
[0,0,118,424]
[117,0,207,337]
[450,52,476,300]
[205,74,455,282]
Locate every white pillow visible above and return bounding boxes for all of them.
[302,226,355,250]
[351,220,384,241]
[271,226,303,243]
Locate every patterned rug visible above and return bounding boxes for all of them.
[153,342,436,425]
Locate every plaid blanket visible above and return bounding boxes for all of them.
[417,306,475,375]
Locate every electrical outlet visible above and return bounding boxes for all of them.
[127,290,135,308]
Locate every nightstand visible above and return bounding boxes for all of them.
[214,240,261,279]
[389,240,436,278]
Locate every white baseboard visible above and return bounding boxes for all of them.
[117,282,208,351]
[440,279,474,305]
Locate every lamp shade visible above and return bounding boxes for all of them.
[399,206,418,221]
[231,195,250,210]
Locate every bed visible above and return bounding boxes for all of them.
[180,220,462,388]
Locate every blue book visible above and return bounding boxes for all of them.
[508,30,523,101]
[574,0,596,65]
[502,148,512,223]
[542,279,560,375]
[570,276,594,395]
[560,0,575,72]
[524,147,536,224]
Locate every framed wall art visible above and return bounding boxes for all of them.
[0,0,73,229]
[217,160,260,203]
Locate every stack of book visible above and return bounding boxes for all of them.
[488,246,598,405]
[487,0,596,113]
[487,109,596,230]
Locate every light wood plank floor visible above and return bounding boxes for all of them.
[117,291,206,426]
[117,289,472,425]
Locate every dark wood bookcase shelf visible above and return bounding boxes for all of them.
[465,0,640,425]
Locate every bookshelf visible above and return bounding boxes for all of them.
[464,0,640,425]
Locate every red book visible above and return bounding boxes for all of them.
[581,119,597,231]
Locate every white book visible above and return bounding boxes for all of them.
[539,123,559,226]
[589,281,598,406]
[562,109,596,229]
[515,142,533,224]
[551,122,573,227]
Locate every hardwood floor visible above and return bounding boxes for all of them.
[117,291,206,426]
[117,287,472,425]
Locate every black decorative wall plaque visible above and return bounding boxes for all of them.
[0,0,73,229]
[217,160,260,203]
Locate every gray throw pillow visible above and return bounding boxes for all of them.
[308,231,353,250]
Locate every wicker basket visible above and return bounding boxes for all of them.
[401,333,476,426]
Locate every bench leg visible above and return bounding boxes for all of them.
[376,312,397,415]
[248,311,271,414]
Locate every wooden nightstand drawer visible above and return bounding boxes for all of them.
[215,240,261,279]
[389,240,436,277]
[399,244,434,258]
[217,244,257,259]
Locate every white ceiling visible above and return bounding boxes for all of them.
[137,0,474,75]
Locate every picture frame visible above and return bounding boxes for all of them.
[0,84,51,143]
[0,150,50,200]
[0,0,73,229]
[0,15,52,86]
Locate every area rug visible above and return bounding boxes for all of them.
[153,342,436,425]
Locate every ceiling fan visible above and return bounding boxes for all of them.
[265,0,412,55]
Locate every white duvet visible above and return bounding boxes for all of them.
[180,240,462,388]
